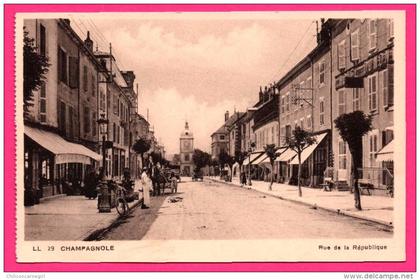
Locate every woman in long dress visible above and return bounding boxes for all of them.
[141,168,152,209]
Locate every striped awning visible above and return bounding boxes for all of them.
[376,140,394,162]
[243,151,264,166]
[25,125,102,164]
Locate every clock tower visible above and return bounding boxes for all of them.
[180,121,194,176]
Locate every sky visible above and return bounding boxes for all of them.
[71,13,318,157]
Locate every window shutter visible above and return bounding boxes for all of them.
[388,64,394,106]
[69,57,78,89]
[351,30,359,60]
[57,49,62,84]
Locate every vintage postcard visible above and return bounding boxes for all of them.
[6,4,415,270]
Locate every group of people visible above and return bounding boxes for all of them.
[82,162,178,210]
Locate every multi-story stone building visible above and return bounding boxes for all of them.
[23,19,103,203]
[277,19,334,186]
[331,18,394,193]
[22,18,147,204]
[210,111,230,159]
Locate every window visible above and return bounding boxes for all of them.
[113,123,116,142]
[338,89,346,115]
[319,97,325,126]
[117,126,120,144]
[380,69,390,108]
[40,24,46,56]
[351,29,360,60]
[184,154,190,161]
[353,88,361,111]
[299,81,305,107]
[338,40,346,70]
[338,140,347,170]
[68,57,78,88]
[92,112,97,137]
[306,115,312,130]
[306,77,312,92]
[319,61,325,86]
[83,106,90,134]
[100,89,105,111]
[59,101,66,133]
[113,95,118,115]
[369,132,379,160]
[58,47,67,84]
[281,96,285,113]
[91,74,96,96]
[220,135,225,140]
[68,106,74,139]
[300,118,304,129]
[368,74,378,111]
[39,82,46,123]
[285,92,290,112]
[369,19,377,50]
[285,125,291,139]
[83,65,88,92]
[388,19,394,39]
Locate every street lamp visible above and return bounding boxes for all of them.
[97,113,109,179]
[247,142,256,186]
[97,113,110,213]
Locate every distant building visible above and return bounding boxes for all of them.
[210,110,245,160]
[179,121,194,176]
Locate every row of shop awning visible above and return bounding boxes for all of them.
[243,132,328,166]
[24,125,102,164]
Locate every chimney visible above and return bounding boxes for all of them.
[259,86,263,101]
[84,31,94,53]
[225,110,229,122]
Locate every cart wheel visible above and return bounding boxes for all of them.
[116,197,128,216]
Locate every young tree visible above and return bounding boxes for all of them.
[132,137,151,168]
[23,28,49,120]
[218,150,234,181]
[192,149,211,172]
[334,111,372,210]
[264,144,281,191]
[286,126,316,197]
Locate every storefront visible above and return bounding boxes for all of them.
[24,126,102,206]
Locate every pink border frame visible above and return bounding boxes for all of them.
[4,4,416,272]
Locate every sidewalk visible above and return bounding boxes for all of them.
[207,176,393,227]
[25,183,143,241]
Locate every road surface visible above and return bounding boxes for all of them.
[100,178,392,240]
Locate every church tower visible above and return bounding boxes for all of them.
[180,121,194,176]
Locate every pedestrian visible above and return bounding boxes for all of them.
[240,171,247,187]
[84,166,98,199]
[141,167,152,209]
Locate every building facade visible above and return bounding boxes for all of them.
[331,18,394,193]
[22,18,156,205]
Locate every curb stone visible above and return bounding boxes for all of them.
[206,177,393,230]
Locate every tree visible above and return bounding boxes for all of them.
[132,137,151,168]
[234,150,248,178]
[150,151,163,165]
[264,144,281,191]
[23,28,49,120]
[286,126,316,197]
[192,149,211,172]
[219,150,234,181]
[334,111,372,210]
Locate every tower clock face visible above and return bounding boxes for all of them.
[183,140,191,149]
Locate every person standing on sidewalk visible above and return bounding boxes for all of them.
[141,167,152,209]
